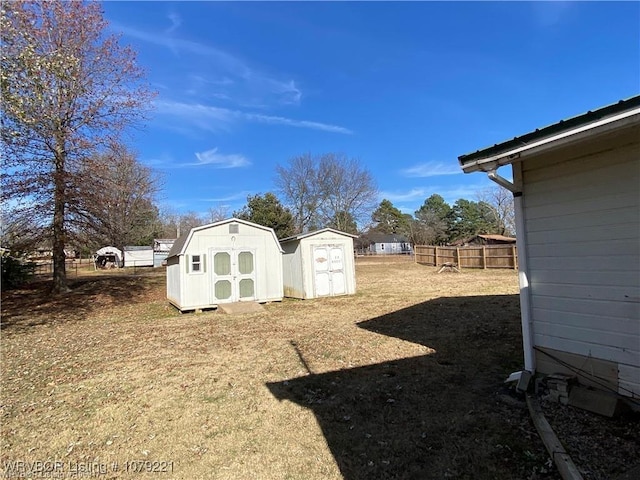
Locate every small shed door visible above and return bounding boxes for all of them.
[314,247,331,296]
[211,249,256,303]
[236,250,255,301]
[329,247,346,295]
[313,245,346,297]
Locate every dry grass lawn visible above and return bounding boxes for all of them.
[2,257,557,479]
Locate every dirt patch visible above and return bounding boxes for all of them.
[1,258,637,479]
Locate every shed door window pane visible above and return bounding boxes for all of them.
[238,251,254,274]
[214,252,231,275]
[215,280,232,300]
[239,278,254,298]
[192,255,201,272]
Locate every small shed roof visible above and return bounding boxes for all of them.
[124,245,153,251]
[96,246,123,256]
[451,234,517,246]
[458,95,640,173]
[477,234,516,242]
[280,228,358,244]
[167,218,284,258]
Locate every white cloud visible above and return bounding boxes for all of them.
[531,1,574,28]
[201,191,253,203]
[113,23,302,107]
[400,161,461,178]
[380,184,488,207]
[379,188,429,203]
[189,148,251,169]
[155,99,353,134]
[165,12,182,34]
[243,111,352,134]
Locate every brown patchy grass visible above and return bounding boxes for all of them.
[2,258,555,479]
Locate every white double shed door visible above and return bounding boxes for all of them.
[209,248,256,303]
[312,245,346,297]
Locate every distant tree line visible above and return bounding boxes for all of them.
[368,188,514,246]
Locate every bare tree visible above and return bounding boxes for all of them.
[276,153,378,233]
[1,1,155,292]
[476,185,516,236]
[207,205,230,223]
[317,153,378,232]
[78,145,161,252]
[275,153,322,233]
[176,212,206,237]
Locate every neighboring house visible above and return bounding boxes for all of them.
[361,233,412,255]
[123,245,154,267]
[280,228,357,299]
[166,218,283,312]
[28,246,77,260]
[458,96,640,403]
[451,234,517,246]
[153,238,176,267]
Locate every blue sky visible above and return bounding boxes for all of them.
[102,1,639,218]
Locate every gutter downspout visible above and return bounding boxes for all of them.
[487,165,535,388]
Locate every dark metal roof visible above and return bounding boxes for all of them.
[167,234,189,258]
[459,95,640,166]
[365,233,410,244]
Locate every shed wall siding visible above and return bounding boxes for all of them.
[282,242,306,299]
[166,257,181,305]
[522,140,640,396]
[124,248,154,267]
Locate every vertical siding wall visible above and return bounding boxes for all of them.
[282,242,306,299]
[523,139,640,397]
[166,257,181,305]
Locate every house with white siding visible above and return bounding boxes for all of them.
[458,96,640,404]
[166,218,283,312]
[359,233,412,255]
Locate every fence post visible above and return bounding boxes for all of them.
[482,246,487,269]
[512,245,517,270]
[456,247,461,269]
[434,246,438,267]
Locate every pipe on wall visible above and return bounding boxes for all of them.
[487,163,536,375]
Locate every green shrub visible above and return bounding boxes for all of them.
[1,255,35,289]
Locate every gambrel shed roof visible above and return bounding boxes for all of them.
[168,218,283,258]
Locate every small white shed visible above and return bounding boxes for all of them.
[280,228,357,299]
[166,218,284,311]
[458,95,640,402]
[123,246,154,267]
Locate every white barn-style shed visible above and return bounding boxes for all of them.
[280,228,357,299]
[166,218,284,311]
[458,96,640,402]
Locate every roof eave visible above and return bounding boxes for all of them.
[459,107,640,174]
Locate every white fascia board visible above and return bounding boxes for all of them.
[461,109,640,174]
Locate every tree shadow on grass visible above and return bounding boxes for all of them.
[266,295,552,480]
[0,273,160,332]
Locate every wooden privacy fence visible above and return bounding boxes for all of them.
[414,245,518,270]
